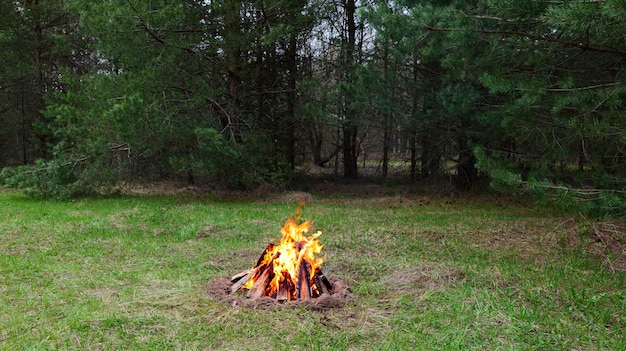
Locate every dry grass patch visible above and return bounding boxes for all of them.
[553,216,626,272]
[380,262,466,292]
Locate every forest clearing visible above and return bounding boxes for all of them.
[1,185,624,350]
[2,1,626,348]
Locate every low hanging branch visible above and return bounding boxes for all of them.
[418,24,626,58]
[544,82,625,92]
[17,144,131,175]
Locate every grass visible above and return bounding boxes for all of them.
[1,187,624,350]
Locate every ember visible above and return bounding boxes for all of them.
[230,202,333,301]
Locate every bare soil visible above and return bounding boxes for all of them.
[206,275,351,310]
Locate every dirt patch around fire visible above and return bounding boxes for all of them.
[206,275,351,310]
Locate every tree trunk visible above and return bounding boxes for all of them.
[409,55,420,181]
[420,133,433,179]
[342,0,358,179]
[306,122,323,166]
[342,123,358,178]
[382,115,390,179]
[381,42,390,179]
[420,62,443,180]
[286,30,297,169]
[410,132,417,181]
[224,0,242,143]
[32,0,49,159]
[456,135,477,191]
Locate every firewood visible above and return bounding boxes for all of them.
[298,262,312,300]
[231,244,274,283]
[230,267,257,293]
[247,265,273,299]
[231,268,253,283]
[315,268,333,293]
[275,279,292,302]
[314,274,324,297]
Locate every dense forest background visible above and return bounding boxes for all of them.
[1,0,626,215]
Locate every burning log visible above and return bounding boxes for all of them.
[316,268,333,293]
[247,264,273,299]
[230,204,333,301]
[275,277,292,302]
[230,268,256,293]
[297,262,312,300]
[231,257,333,301]
[231,243,334,301]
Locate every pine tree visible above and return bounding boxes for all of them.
[471,0,626,215]
[0,0,81,166]
[1,0,318,196]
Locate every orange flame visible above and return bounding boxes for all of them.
[242,201,325,298]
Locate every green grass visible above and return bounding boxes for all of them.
[1,188,624,350]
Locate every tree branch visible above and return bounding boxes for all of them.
[125,0,167,45]
[544,82,624,92]
[124,0,196,53]
[419,24,626,58]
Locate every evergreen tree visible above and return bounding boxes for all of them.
[1,0,317,196]
[0,0,81,166]
[364,0,484,187]
[3,0,625,216]
[471,0,626,215]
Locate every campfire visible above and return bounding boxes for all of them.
[230,203,334,301]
